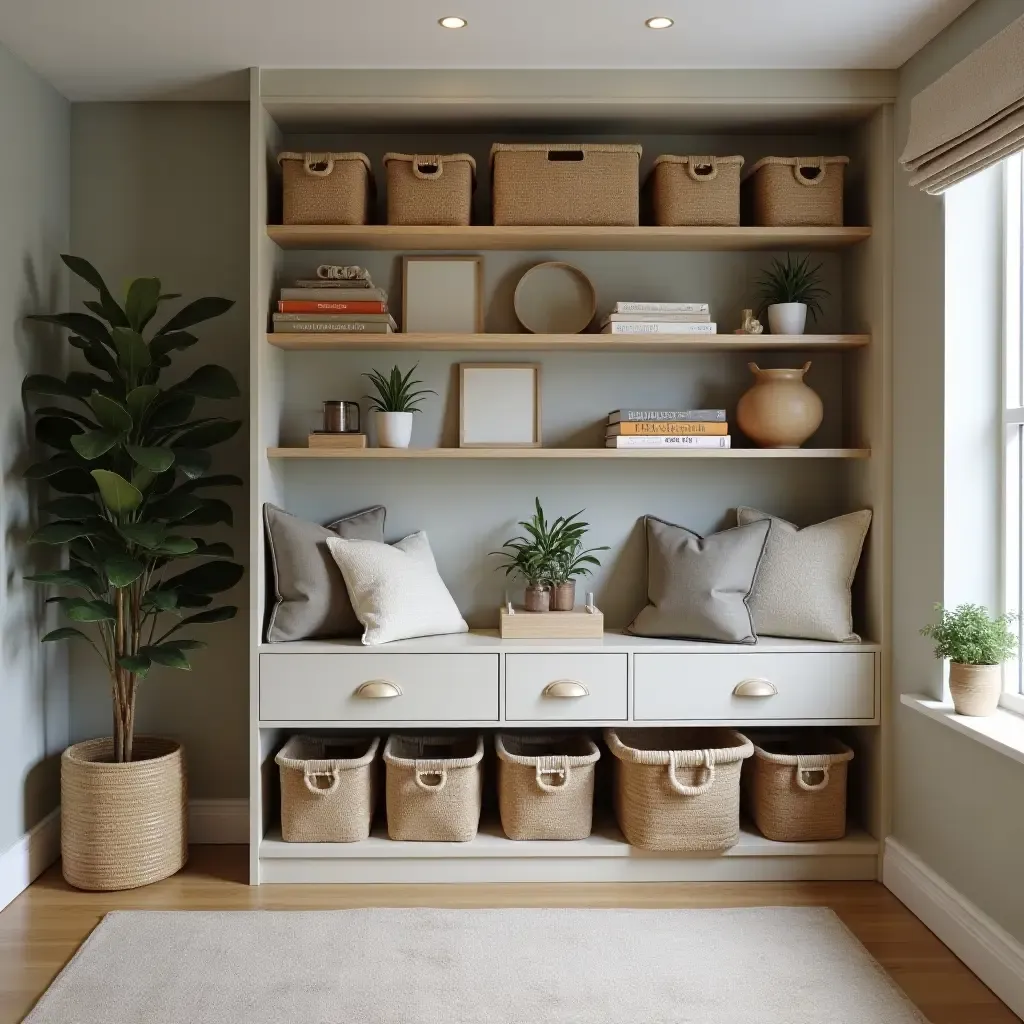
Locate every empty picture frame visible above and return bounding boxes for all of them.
[460,363,542,448]
[402,256,483,333]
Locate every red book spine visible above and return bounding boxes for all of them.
[277,300,387,313]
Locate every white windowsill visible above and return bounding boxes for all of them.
[901,693,1024,767]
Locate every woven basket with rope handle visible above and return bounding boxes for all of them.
[278,151,373,225]
[742,155,849,227]
[650,155,745,226]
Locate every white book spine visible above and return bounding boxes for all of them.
[606,435,732,449]
[613,302,709,314]
[603,322,717,335]
[603,313,711,324]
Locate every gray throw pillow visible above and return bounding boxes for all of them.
[264,504,386,642]
[628,516,770,644]
[736,507,872,642]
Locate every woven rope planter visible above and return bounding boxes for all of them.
[606,728,753,851]
[383,734,484,842]
[276,734,379,843]
[278,152,373,226]
[61,737,186,891]
[748,735,854,842]
[651,155,744,226]
[490,143,642,226]
[383,153,476,225]
[496,733,600,841]
[948,662,1003,716]
[743,156,849,226]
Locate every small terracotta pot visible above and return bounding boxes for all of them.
[524,584,551,613]
[948,662,1002,717]
[551,581,576,611]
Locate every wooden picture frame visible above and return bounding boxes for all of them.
[459,363,542,448]
[402,256,484,334]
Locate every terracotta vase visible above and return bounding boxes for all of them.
[736,361,823,448]
[948,662,1002,717]
[524,584,551,613]
[551,581,576,611]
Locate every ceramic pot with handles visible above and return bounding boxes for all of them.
[736,361,823,449]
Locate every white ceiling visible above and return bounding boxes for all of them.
[0,0,974,102]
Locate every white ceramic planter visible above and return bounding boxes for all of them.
[948,662,1002,717]
[767,302,808,335]
[375,411,413,448]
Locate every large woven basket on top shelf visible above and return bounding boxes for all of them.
[383,153,476,225]
[276,734,379,843]
[490,143,642,226]
[606,728,753,851]
[383,734,484,842]
[277,152,373,226]
[748,735,854,842]
[61,737,187,891]
[496,733,601,841]
[743,156,849,226]
[650,155,744,226]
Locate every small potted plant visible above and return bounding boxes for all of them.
[363,363,435,448]
[546,511,608,611]
[920,603,1019,717]
[756,253,828,335]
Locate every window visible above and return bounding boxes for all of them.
[1004,152,1024,711]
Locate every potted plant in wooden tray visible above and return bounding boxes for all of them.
[23,254,243,890]
[921,603,1019,717]
[492,498,553,612]
[756,253,828,335]
[364,363,435,449]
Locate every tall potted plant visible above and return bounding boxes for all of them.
[23,254,243,890]
[921,603,1019,717]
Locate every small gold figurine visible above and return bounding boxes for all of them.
[735,308,764,335]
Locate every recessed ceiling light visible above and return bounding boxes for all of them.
[645,16,674,28]
[439,16,467,28]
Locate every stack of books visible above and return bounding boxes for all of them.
[605,408,730,449]
[271,277,395,334]
[599,301,715,335]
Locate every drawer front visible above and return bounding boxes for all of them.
[633,653,875,721]
[505,654,628,721]
[259,654,499,722]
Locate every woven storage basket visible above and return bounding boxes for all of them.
[61,737,187,891]
[490,143,642,226]
[275,734,379,843]
[743,156,849,227]
[384,734,484,842]
[278,152,373,226]
[496,733,600,841]
[651,155,744,226]
[383,153,476,226]
[606,728,753,851]
[749,735,854,842]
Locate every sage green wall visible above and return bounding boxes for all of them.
[892,0,1024,941]
[0,41,70,851]
[69,103,250,799]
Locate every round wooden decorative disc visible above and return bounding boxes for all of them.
[513,261,597,334]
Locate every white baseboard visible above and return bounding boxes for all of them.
[884,838,1024,1019]
[0,808,61,913]
[188,798,249,844]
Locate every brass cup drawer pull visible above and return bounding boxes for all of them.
[542,679,590,699]
[355,679,403,699]
[732,677,778,698]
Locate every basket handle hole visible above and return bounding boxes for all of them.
[548,150,585,162]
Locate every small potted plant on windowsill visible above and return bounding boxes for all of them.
[363,363,435,449]
[920,603,1019,717]
[756,253,829,335]
[546,511,608,611]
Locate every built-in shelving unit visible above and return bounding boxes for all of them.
[268,446,871,460]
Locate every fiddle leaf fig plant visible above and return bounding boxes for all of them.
[23,254,243,763]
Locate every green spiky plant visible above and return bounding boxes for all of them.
[23,254,243,763]
[756,253,829,323]
[920,604,1019,666]
[363,364,436,413]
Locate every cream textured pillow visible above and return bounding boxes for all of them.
[325,532,468,646]
[736,507,872,642]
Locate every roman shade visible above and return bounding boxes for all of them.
[900,13,1024,194]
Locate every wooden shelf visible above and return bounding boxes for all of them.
[267,224,873,252]
[267,332,869,353]
[268,447,870,460]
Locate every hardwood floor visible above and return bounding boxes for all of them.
[0,846,1018,1024]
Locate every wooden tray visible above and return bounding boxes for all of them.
[499,606,604,639]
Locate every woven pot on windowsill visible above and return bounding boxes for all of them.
[60,736,187,891]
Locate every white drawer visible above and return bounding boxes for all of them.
[259,654,499,722]
[633,652,876,722]
[505,654,628,722]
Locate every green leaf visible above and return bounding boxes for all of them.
[172,419,241,449]
[173,496,231,526]
[149,331,197,361]
[25,567,103,590]
[117,654,152,677]
[146,393,195,429]
[140,643,192,670]
[111,327,151,379]
[23,375,82,400]
[143,589,179,612]
[124,277,162,331]
[162,560,243,594]
[170,364,239,399]
[103,555,145,587]
[131,467,156,493]
[41,496,101,519]
[169,606,237,631]
[91,469,143,513]
[25,453,83,479]
[48,469,98,494]
[64,598,116,622]
[126,445,174,473]
[179,473,243,491]
[68,335,119,377]
[172,448,212,480]
[42,627,96,643]
[60,254,129,327]
[190,539,233,558]
[88,392,133,434]
[125,385,161,422]
[156,296,233,335]
[71,429,119,461]
[165,639,206,651]
[27,312,114,351]
[175,592,213,608]
[119,522,167,549]
[67,370,120,401]
[147,492,202,520]
[152,536,198,557]
[35,406,98,430]
[35,416,82,452]
[30,523,94,545]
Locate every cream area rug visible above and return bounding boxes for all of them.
[25,907,927,1024]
